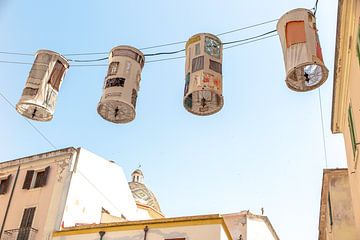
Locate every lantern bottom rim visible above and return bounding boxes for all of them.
[16,102,53,121]
[97,100,135,124]
[183,90,224,116]
[286,63,329,92]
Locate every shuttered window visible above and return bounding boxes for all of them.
[0,175,12,194]
[131,89,138,108]
[34,166,50,188]
[209,59,222,74]
[107,62,119,76]
[18,207,36,240]
[22,170,34,190]
[192,56,204,73]
[285,21,306,48]
[348,105,357,157]
[105,78,125,88]
[48,61,66,91]
[22,166,50,190]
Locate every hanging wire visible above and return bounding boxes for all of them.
[318,88,328,168]
[0,90,134,214]
[144,48,185,57]
[222,30,277,45]
[0,33,277,67]
[0,92,57,149]
[67,57,109,63]
[0,18,278,59]
[313,0,319,15]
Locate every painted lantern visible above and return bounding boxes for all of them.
[97,46,145,123]
[184,33,223,116]
[16,50,69,121]
[277,8,328,91]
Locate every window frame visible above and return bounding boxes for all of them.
[0,175,12,195]
[22,166,50,190]
[348,105,357,158]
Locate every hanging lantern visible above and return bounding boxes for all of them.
[183,33,223,116]
[97,46,145,123]
[277,8,328,92]
[16,50,69,121]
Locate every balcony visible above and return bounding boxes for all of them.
[1,228,38,240]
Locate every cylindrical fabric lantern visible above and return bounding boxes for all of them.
[16,50,69,121]
[184,33,223,116]
[97,46,145,123]
[277,8,328,92]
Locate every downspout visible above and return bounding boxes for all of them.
[0,165,21,238]
[144,226,149,240]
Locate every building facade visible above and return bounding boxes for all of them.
[318,169,356,240]
[0,147,151,240]
[331,0,360,237]
[52,214,232,240]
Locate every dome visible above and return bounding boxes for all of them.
[128,169,162,215]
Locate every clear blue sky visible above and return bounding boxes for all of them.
[0,0,344,239]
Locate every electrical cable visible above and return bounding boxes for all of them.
[313,0,319,16]
[0,34,277,67]
[144,48,185,57]
[0,92,57,149]
[318,88,328,168]
[0,90,130,215]
[0,18,278,59]
[222,30,277,45]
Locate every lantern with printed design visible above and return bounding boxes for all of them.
[184,33,223,116]
[16,50,69,121]
[277,8,328,91]
[97,46,145,123]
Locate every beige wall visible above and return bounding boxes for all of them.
[332,0,360,237]
[53,217,230,240]
[318,169,356,240]
[0,148,76,240]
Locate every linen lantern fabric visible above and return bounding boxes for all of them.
[16,50,69,121]
[97,46,145,123]
[183,33,224,116]
[277,8,328,92]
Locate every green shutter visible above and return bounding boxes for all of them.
[357,23,360,65]
[328,192,333,226]
[348,105,357,157]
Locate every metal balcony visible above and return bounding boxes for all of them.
[1,227,38,240]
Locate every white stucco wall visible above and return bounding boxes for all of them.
[53,223,227,240]
[62,148,139,227]
[247,217,277,240]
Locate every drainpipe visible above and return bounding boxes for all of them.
[0,165,21,238]
[144,226,149,240]
[99,231,106,240]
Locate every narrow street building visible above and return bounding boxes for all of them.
[331,0,360,237]
[318,169,356,239]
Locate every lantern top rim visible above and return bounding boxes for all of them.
[35,49,70,68]
[277,8,315,26]
[186,33,222,49]
[110,45,145,58]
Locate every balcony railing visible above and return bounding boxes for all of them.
[1,227,38,240]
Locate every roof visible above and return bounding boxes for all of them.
[223,211,280,240]
[128,181,162,213]
[53,214,232,239]
[0,147,77,169]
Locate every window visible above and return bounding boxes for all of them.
[195,43,200,56]
[105,78,125,88]
[357,21,360,65]
[285,21,306,48]
[22,166,50,190]
[192,56,204,73]
[209,59,222,74]
[22,87,38,97]
[131,89,138,108]
[18,207,36,240]
[348,105,357,157]
[204,37,221,58]
[107,62,119,76]
[48,61,66,91]
[328,192,333,226]
[0,175,11,195]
